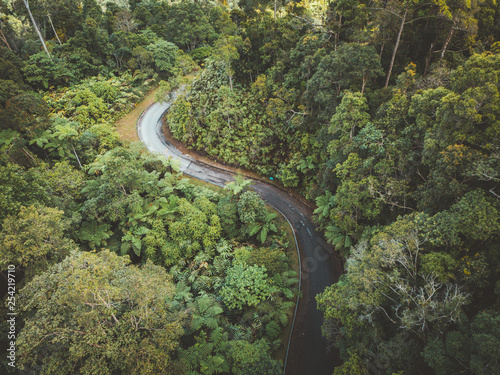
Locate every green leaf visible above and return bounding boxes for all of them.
[131,236,142,256]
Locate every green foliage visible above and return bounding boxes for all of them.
[163,0,217,50]
[17,250,184,374]
[0,92,50,140]
[146,39,179,73]
[224,175,252,197]
[22,52,74,89]
[228,339,282,375]
[237,190,266,224]
[333,352,367,375]
[423,311,500,375]
[82,146,161,223]
[220,264,276,310]
[248,211,278,244]
[0,205,76,278]
[0,163,50,224]
[217,196,239,238]
[317,214,476,371]
[3,1,500,373]
[234,245,289,275]
[166,63,282,175]
[46,75,142,126]
[35,161,85,212]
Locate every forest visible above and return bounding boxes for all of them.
[0,0,499,374]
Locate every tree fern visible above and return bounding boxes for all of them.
[314,190,335,224]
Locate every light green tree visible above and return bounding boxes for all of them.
[17,250,184,374]
[221,264,277,310]
[0,205,76,279]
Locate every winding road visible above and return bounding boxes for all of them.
[137,99,340,375]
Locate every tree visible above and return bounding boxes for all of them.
[224,175,252,198]
[32,117,83,167]
[305,43,382,119]
[213,34,243,91]
[424,311,500,375]
[81,146,161,223]
[220,264,276,310]
[22,52,74,89]
[237,190,266,224]
[248,211,278,243]
[370,0,436,87]
[328,91,371,158]
[330,43,383,93]
[22,0,50,57]
[164,1,217,50]
[228,339,282,375]
[382,0,409,88]
[17,250,185,374]
[317,214,471,370]
[217,196,239,237]
[436,0,482,61]
[178,326,230,374]
[146,39,179,74]
[0,163,51,224]
[0,205,76,279]
[0,92,50,139]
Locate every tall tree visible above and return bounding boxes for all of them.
[17,250,185,374]
[22,0,50,57]
[0,205,76,279]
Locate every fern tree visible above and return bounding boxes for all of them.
[248,211,278,244]
[178,328,230,375]
[224,175,251,198]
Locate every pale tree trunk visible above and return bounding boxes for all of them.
[385,9,407,88]
[23,0,51,57]
[71,143,83,169]
[379,41,385,59]
[335,13,342,50]
[0,28,11,50]
[47,13,62,45]
[440,22,455,61]
[227,61,233,91]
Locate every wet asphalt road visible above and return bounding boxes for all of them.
[137,101,340,375]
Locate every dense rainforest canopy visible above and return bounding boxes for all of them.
[0,0,499,374]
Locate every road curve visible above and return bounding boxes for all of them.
[138,99,340,375]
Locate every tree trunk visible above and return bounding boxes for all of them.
[72,143,83,170]
[23,0,51,57]
[0,28,11,50]
[333,13,342,51]
[423,42,435,76]
[47,14,62,45]
[228,61,233,91]
[440,22,455,61]
[385,9,407,88]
